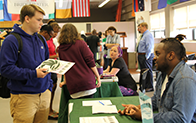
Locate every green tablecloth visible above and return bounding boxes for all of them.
[58,82,123,123]
[69,96,142,123]
[93,82,123,98]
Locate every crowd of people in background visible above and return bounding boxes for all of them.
[1,3,196,123]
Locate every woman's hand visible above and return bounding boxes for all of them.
[59,75,66,88]
[96,77,101,88]
[59,81,66,88]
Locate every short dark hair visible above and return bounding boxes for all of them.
[92,29,97,35]
[40,25,53,34]
[98,32,102,38]
[161,34,187,61]
[107,26,117,33]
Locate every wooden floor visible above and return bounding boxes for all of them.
[128,68,140,74]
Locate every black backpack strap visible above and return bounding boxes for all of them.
[10,32,23,54]
[10,32,23,66]
[37,34,46,47]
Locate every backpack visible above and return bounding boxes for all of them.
[0,32,45,98]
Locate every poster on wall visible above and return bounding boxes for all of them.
[135,11,150,47]
[7,0,55,14]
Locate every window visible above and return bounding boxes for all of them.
[154,30,165,38]
[174,4,196,29]
[188,4,196,28]
[150,12,165,30]
[150,12,165,38]
[174,7,187,29]
[193,29,196,40]
[172,3,196,40]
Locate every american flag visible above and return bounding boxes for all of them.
[138,0,144,11]
[72,0,90,17]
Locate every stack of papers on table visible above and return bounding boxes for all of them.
[80,116,119,123]
[82,100,118,114]
[83,100,112,106]
[92,105,118,114]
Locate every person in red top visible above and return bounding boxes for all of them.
[46,19,61,120]
[58,24,101,99]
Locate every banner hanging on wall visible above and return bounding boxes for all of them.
[135,11,150,49]
[7,0,55,14]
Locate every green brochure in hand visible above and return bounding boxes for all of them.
[36,59,75,75]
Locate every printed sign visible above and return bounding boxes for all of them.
[8,0,54,14]
[139,91,154,123]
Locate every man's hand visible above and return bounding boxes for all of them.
[36,68,49,78]
[125,105,142,120]
[118,104,136,115]
[118,104,142,120]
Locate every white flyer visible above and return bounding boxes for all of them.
[36,59,75,75]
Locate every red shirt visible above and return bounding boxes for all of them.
[47,38,56,56]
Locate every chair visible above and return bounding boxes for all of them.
[139,68,149,93]
[187,53,196,71]
[187,53,195,60]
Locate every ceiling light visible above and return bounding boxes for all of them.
[98,0,110,8]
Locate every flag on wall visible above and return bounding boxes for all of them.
[180,0,189,2]
[56,0,72,18]
[43,13,55,19]
[144,0,151,11]
[138,0,144,11]
[132,0,151,17]
[158,0,167,9]
[115,0,122,22]
[132,0,135,17]
[167,0,178,5]
[158,0,188,9]
[72,0,90,17]
[3,0,20,21]
[134,0,139,12]
[49,14,55,19]
[0,0,3,21]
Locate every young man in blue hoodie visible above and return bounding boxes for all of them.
[0,4,53,123]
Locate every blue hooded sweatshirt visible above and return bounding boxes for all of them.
[0,24,53,94]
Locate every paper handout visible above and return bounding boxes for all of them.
[80,116,119,123]
[36,59,75,74]
[92,105,118,114]
[82,100,112,106]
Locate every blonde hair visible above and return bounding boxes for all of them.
[58,24,82,44]
[140,22,148,29]
[20,4,45,23]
